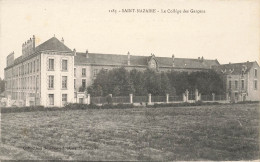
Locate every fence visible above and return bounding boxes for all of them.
[215,95,226,101]
[201,95,213,101]
[151,96,166,102]
[91,97,107,104]
[133,96,147,103]
[112,96,130,103]
[169,95,183,102]
[2,89,229,107]
[91,93,227,105]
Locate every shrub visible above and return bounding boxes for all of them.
[106,95,112,104]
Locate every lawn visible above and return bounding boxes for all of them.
[0,103,259,161]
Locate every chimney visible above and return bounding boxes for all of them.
[201,56,204,62]
[73,48,76,56]
[32,35,35,51]
[86,49,89,58]
[61,37,64,44]
[172,54,175,67]
[127,51,130,65]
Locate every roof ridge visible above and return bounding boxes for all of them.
[219,61,254,66]
[35,37,71,52]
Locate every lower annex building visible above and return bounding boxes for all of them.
[4,36,259,107]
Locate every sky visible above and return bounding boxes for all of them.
[0,0,259,78]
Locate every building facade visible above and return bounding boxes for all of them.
[213,62,260,101]
[5,36,74,107]
[74,52,220,91]
[4,36,259,107]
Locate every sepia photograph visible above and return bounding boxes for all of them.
[0,0,259,161]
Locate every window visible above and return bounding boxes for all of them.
[33,61,35,72]
[37,59,39,71]
[94,69,98,77]
[62,94,67,105]
[241,80,244,89]
[30,62,32,73]
[62,76,67,89]
[48,75,54,89]
[74,79,76,89]
[49,94,54,105]
[82,68,86,77]
[229,80,232,89]
[74,68,76,77]
[82,79,86,88]
[254,80,257,90]
[62,59,68,71]
[48,59,54,71]
[27,63,29,74]
[36,76,39,90]
[254,69,257,77]
[235,80,238,89]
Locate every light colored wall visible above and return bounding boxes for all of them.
[74,65,92,91]
[4,55,41,104]
[247,62,260,101]
[40,52,74,107]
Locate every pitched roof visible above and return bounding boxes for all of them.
[156,57,219,69]
[212,61,255,75]
[75,52,219,69]
[35,37,72,52]
[5,37,72,70]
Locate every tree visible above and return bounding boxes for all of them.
[143,69,162,95]
[161,72,175,95]
[130,69,146,95]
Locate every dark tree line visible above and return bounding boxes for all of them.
[87,67,225,97]
[167,70,225,95]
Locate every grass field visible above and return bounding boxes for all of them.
[1,103,259,160]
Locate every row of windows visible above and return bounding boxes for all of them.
[6,76,39,90]
[48,58,68,71]
[73,79,86,89]
[229,80,257,90]
[10,59,40,78]
[48,75,68,89]
[73,68,99,77]
[229,80,245,90]
[48,94,67,105]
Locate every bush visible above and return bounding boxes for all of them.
[147,101,221,108]
[237,101,260,104]
[106,95,113,104]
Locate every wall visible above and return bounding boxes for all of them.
[40,52,74,107]
[247,62,260,101]
[4,54,41,105]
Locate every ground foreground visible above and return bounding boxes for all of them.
[1,103,259,160]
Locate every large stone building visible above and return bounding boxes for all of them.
[4,36,259,107]
[5,36,74,107]
[213,62,260,101]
